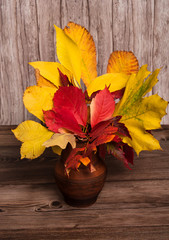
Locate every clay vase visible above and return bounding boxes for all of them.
[54,145,107,207]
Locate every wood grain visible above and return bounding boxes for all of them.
[0,0,169,125]
[0,126,169,239]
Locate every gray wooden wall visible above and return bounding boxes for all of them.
[0,0,169,125]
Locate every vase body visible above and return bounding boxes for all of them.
[54,146,107,207]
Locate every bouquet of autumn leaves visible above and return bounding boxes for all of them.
[12,22,168,174]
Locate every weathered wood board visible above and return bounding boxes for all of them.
[0,0,169,124]
[0,126,169,239]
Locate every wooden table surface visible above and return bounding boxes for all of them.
[0,126,169,240]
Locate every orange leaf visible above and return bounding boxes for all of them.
[35,69,57,88]
[80,157,91,166]
[107,51,139,75]
[64,22,97,86]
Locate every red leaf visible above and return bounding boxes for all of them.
[90,120,113,139]
[123,144,134,165]
[43,108,85,137]
[58,68,70,86]
[98,144,106,159]
[108,142,134,169]
[65,147,85,171]
[111,88,125,100]
[53,86,87,127]
[90,125,118,143]
[90,87,115,128]
[113,122,131,139]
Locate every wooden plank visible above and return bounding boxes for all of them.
[112,0,154,97]
[153,0,169,124]
[0,0,169,125]
[0,0,40,124]
[1,179,169,207]
[0,128,169,238]
[0,226,169,240]
[61,0,89,28]
[0,202,169,230]
[0,142,169,184]
[0,127,169,184]
[36,0,60,62]
[88,0,113,75]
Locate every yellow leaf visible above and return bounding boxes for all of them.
[107,51,139,75]
[29,61,72,87]
[64,22,97,86]
[23,86,56,121]
[12,121,53,159]
[121,119,162,155]
[52,146,62,155]
[87,73,129,96]
[43,133,76,149]
[54,25,81,85]
[35,69,57,88]
[114,65,168,154]
[80,157,91,166]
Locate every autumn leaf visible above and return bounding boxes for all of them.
[54,25,82,85]
[107,51,139,75]
[12,121,53,159]
[87,73,129,97]
[35,69,57,88]
[57,68,71,86]
[29,61,72,87]
[107,142,134,169]
[90,87,115,128]
[52,146,62,155]
[53,86,88,127]
[23,86,56,121]
[43,108,85,138]
[64,22,97,86]
[43,133,76,149]
[64,147,85,171]
[114,65,168,154]
[80,157,91,166]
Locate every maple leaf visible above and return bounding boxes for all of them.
[114,65,168,154]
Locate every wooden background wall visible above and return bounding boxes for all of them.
[0,0,169,125]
